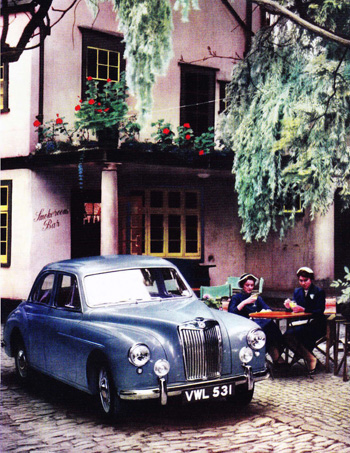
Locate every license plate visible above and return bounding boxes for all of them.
[182,382,235,403]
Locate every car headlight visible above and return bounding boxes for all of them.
[247,328,266,350]
[239,346,253,363]
[154,359,170,377]
[128,344,150,367]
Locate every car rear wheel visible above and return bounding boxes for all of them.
[14,340,30,383]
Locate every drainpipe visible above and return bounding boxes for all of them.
[36,24,45,141]
[245,0,252,56]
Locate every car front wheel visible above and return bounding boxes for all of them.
[14,340,30,383]
[98,365,115,416]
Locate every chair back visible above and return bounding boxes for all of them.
[200,283,231,300]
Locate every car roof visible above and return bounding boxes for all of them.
[42,255,174,277]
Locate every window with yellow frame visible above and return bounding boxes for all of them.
[283,193,303,213]
[1,62,9,113]
[1,181,12,267]
[80,28,125,95]
[132,189,201,259]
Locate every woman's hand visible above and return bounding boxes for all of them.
[291,304,305,313]
[237,294,258,311]
[284,298,292,309]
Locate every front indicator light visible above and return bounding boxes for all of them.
[128,344,150,367]
[154,359,170,377]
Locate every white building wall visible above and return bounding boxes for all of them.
[1,169,72,299]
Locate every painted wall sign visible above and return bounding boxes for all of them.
[34,208,70,231]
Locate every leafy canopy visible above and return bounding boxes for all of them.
[220,2,350,242]
[87,0,199,119]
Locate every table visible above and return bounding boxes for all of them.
[249,311,312,329]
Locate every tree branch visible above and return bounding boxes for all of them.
[252,0,350,48]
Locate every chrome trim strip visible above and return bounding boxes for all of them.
[119,369,269,401]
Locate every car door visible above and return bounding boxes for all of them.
[25,272,55,370]
[44,273,83,383]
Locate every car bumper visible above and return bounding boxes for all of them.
[119,365,269,403]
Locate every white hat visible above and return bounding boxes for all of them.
[238,273,258,288]
[297,267,314,279]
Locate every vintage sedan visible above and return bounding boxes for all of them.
[2,255,268,417]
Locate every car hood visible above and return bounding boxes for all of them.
[84,296,256,334]
[84,296,262,378]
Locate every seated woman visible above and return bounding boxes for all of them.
[228,273,285,366]
[283,266,327,375]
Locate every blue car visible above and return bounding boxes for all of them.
[2,255,268,417]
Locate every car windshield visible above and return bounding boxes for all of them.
[84,267,191,307]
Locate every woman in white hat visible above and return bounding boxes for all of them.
[283,267,327,375]
[229,273,285,366]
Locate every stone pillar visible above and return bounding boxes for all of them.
[314,203,334,281]
[101,163,119,255]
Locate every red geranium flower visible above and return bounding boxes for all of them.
[104,108,110,112]
[97,109,103,113]
[75,105,81,111]
[87,76,93,81]
[88,99,95,105]
[199,150,205,156]
[56,117,63,125]
[185,134,191,140]
[163,128,170,135]
[107,78,112,82]
[183,123,190,128]
[33,120,41,127]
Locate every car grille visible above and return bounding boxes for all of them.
[178,318,222,381]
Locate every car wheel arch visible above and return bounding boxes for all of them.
[9,327,26,357]
[86,350,113,395]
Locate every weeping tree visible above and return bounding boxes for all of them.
[220,1,350,242]
[2,0,350,240]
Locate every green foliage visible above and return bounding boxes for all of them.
[75,74,129,133]
[194,127,215,155]
[86,0,199,119]
[174,123,194,148]
[331,266,350,304]
[151,119,175,151]
[220,20,350,242]
[151,120,215,155]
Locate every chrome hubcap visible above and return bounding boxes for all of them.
[17,349,27,378]
[99,369,111,413]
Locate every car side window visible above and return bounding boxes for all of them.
[55,274,81,310]
[31,273,55,305]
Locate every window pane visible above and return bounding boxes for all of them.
[150,214,163,253]
[185,192,197,209]
[168,214,181,253]
[186,215,198,254]
[109,66,119,82]
[87,48,97,78]
[1,187,8,206]
[99,49,108,65]
[109,51,120,67]
[168,192,181,208]
[150,191,163,208]
[1,242,6,255]
[98,65,108,80]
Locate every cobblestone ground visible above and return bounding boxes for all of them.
[1,334,349,453]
